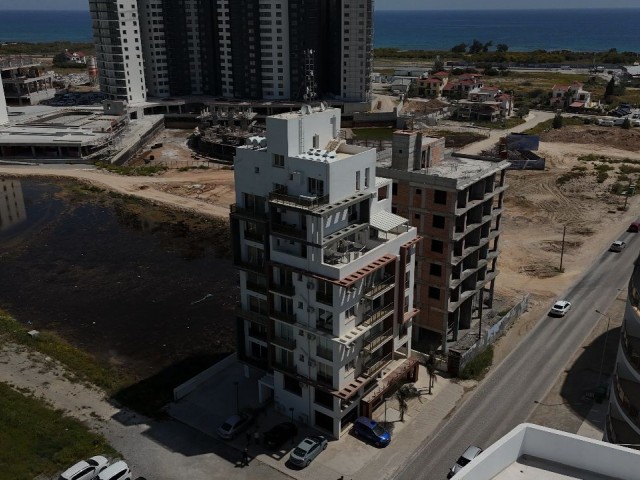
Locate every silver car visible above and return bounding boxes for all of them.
[289,435,327,468]
[448,445,483,478]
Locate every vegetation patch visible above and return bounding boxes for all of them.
[525,116,584,135]
[460,346,494,380]
[0,382,116,479]
[556,168,588,186]
[351,127,395,140]
[95,162,167,176]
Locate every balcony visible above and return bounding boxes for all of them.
[363,328,393,353]
[269,283,296,297]
[248,327,267,341]
[364,276,395,299]
[363,303,394,327]
[272,336,296,351]
[269,188,329,211]
[270,310,297,324]
[235,259,265,274]
[272,360,297,375]
[234,306,268,326]
[246,280,267,295]
[230,203,267,222]
[244,229,265,243]
[271,222,307,241]
[363,352,393,377]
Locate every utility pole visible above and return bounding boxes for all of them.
[559,225,567,272]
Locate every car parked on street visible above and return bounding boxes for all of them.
[217,413,252,440]
[447,445,483,478]
[352,416,391,447]
[264,422,298,449]
[549,300,572,317]
[59,456,110,480]
[610,240,627,252]
[288,435,327,468]
[96,461,131,480]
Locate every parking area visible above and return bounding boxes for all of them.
[166,360,463,480]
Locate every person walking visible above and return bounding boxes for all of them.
[242,447,250,467]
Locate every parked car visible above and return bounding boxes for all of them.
[217,413,252,440]
[549,300,572,317]
[447,445,483,478]
[352,416,391,447]
[610,240,627,252]
[288,435,328,468]
[596,118,614,126]
[96,461,131,480]
[59,456,110,480]
[264,422,298,449]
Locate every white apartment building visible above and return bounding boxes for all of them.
[257,1,291,100]
[341,1,373,102]
[230,105,421,438]
[138,0,169,98]
[0,178,26,232]
[89,0,147,104]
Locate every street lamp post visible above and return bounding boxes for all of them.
[234,381,239,415]
[384,397,388,425]
[595,309,613,389]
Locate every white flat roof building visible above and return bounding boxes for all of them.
[454,423,640,479]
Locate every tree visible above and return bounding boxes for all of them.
[482,41,493,53]
[622,118,632,130]
[451,43,467,53]
[516,106,530,119]
[395,384,421,421]
[496,43,509,53]
[431,56,445,74]
[553,113,564,129]
[468,39,484,54]
[605,77,616,97]
[420,352,438,395]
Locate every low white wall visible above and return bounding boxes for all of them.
[173,352,237,401]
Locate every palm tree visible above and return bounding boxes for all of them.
[395,384,421,422]
[419,352,438,395]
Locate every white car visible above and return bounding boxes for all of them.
[59,456,110,480]
[550,300,572,317]
[610,240,626,252]
[217,413,252,440]
[96,461,131,480]
[448,445,483,478]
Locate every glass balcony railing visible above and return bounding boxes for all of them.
[363,352,393,377]
[362,303,394,327]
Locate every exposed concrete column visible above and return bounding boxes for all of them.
[57,147,63,157]
[31,146,36,157]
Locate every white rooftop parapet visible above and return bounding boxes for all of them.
[0,81,8,126]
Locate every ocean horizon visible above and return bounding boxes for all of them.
[0,8,638,53]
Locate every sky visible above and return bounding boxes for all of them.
[0,0,638,9]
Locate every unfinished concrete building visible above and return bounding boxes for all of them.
[377,131,509,353]
[0,57,55,106]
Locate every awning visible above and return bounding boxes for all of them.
[569,101,585,107]
[370,211,408,233]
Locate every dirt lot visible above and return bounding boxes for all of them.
[4,124,640,367]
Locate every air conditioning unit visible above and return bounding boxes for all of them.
[307,282,315,290]
[307,333,316,340]
[307,359,316,367]
[307,306,315,313]
[348,286,356,292]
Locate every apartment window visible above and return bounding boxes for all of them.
[428,287,441,300]
[414,213,420,220]
[283,374,302,395]
[317,281,333,305]
[273,153,285,168]
[378,185,388,200]
[317,337,333,361]
[365,168,370,188]
[356,171,360,190]
[430,263,442,277]
[432,215,445,229]
[415,188,422,195]
[392,183,398,196]
[431,239,443,253]
[308,178,324,196]
[434,190,447,205]
[317,360,333,382]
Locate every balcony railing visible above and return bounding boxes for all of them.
[248,328,267,341]
[270,310,297,324]
[363,352,393,377]
[316,293,333,306]
[269,283,296,297]
[234,306,268,326]
[269,188,329,211]
[244,230,265,243]
[246,281,268,295]
[272,336,296,351]
[364,276,395,299]
[316,346,333,361]
[363,328,393,353]
[362,303,394,327]
[271,222,308,240]
[316,374,334,389]
[272,360,297,375]
[235,259,264,273]
[230,203,267,221]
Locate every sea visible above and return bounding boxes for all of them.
[0,8,639,53]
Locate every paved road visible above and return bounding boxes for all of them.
[394,229,639,479]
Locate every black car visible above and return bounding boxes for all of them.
[264,422,298,449]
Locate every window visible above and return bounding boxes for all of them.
[431,239,443,253]
[378,185,388,200]
[356,171,361,190]
[365,168,370,188]
[392,183,398,196]
[273,153,284,168]
[317,361,333,384]
[432,215,445,229]
[317,337,333,361]
[434,190,447,205]
[430,263,442,277]
[308,177,324,196]
[283,374,302,395]
[415,188,422,195]
[429,287,441,300]
[414,213,420,220]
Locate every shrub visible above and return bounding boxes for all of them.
[552,114,563,129]
[460,346,494,380]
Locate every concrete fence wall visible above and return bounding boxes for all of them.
[449,294,529,375]
[112,116,165,165]
[173,352,237,401]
